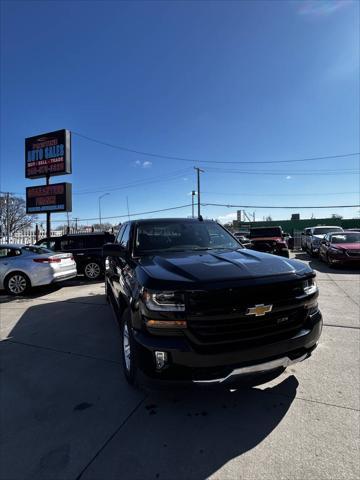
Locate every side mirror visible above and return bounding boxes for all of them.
[103,243,126,257]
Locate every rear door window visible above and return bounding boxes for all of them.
[83,236,106,248]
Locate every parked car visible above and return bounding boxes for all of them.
[319,231,360,267]
[0,244,77,295]
[104,218,322,387]
[233,232,251,247]
[248,226,290,258]
[306,226,344,257]
[36,232,115,280]
[301,228,312,251]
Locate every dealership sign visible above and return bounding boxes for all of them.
[26,183,72,214]
[25,129,71,179]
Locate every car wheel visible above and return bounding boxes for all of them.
[120,308,139,386]
[327,254,336,268]
[84,261,101,280]
[5,272,30,296]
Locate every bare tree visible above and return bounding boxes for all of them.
[0,194,37,238]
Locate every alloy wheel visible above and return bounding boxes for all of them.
[8,275,27,295]
[84,262,101,279]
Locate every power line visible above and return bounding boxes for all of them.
[50,203,193,223]
[202,202,360,209]
[74,168,191,195]
[205,168,359,176]
[72,131,359,165]
[202,191,360,197]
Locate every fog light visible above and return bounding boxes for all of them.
[155,351,168,370]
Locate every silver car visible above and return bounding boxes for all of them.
[306,226,344,257]
[0,244,77,295]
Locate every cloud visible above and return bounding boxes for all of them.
[133,160,152,168]
[297,0,352,16]
[217,212,237,224]
[286,175,292,180]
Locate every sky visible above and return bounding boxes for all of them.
[1,0,359,226]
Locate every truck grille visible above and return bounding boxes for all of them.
[187,282,308,344]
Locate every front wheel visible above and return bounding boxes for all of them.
[5,272,30,295]
[326,254,336,268]
[120,309,139,386]
[84,261,102,280]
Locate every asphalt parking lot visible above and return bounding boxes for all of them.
[0,253,359,480]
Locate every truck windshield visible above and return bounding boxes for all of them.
[250,228,282,238]
[135,221,240,254]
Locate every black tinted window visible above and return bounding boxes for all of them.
[61,238,84,250]
[83,236,106,248]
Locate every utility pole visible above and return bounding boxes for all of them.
[5,192,10,243]
[194,167,204,218]
[191,190,196,218]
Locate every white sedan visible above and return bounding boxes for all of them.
[0,244,77,295]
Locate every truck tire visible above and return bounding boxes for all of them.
[120,308,139,386]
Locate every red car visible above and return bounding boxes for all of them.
[319,231,360,267]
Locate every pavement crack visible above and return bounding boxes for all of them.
[323,323,360,330]
[2,339,121,365]
[75,396,147,480]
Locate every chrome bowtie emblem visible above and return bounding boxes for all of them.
[246,304,273,317]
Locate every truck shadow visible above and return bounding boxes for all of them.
[3,294,298,480]
[87,375,299,480]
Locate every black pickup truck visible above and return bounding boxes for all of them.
[104,218,322,387]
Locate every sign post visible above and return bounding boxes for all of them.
[25,129,72,243]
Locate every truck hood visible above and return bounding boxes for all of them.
[138,248,310,287]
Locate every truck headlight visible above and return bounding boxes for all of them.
[303,278,317,295]
[142,290,185,311]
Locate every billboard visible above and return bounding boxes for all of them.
[26,183,72,214]
[25,129,71,179]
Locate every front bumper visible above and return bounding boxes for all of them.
[133,310,322,384]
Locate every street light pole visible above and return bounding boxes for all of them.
[98,193,110,230]
[194,167,204,218]
[191,190,196,218]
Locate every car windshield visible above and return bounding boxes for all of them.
[250,228,282,238]
[135,221,240,254]
[22,246,54,255]
[330,233,360,244]
[313,227,343,235]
